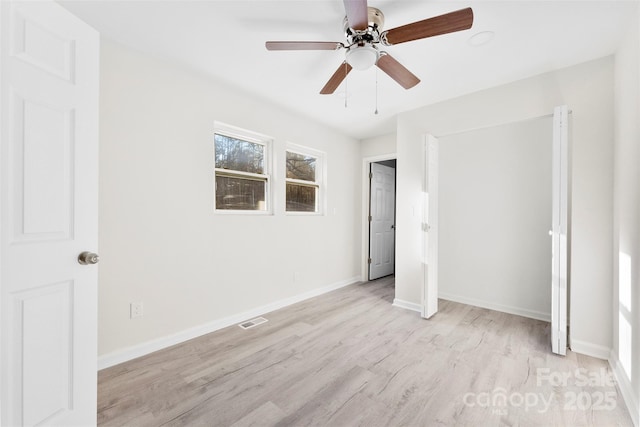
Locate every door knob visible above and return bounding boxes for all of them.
[78,251,99,265]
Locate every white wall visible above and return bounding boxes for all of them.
[612,5,640,424]
[360,133,396,158]
[438,118,552,321]
[99,40,361,361]
[396,56,614,355]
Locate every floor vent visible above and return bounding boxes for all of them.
[238,317,268,330]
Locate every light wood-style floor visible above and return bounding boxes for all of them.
[98,277,633,426]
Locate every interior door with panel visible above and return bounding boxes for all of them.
[422,135,439,319]
[369,162,396,280]
[551,105,569,355]
[0,1,99,425]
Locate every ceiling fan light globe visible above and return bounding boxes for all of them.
[346,45,379,70]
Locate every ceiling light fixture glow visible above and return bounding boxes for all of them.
[346,45,379,70]
[469,31,495,47]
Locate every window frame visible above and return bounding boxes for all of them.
[285,143,325,215]
[213,122,273,215]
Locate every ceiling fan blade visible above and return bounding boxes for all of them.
[320,62,353,94]
[376,53,420,89]
[266,41,343,51]
[382,8,473,46]
[343,0,369,31]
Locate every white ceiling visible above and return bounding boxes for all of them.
[59,0,637,140]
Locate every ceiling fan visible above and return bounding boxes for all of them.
[265,0,474,95]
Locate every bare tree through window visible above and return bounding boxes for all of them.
[214,131,269,211]
[286,149,321,213]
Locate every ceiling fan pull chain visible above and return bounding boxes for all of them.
[374,66,379,114]
[344,61,349,108]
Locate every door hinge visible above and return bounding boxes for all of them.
[368,258,372,264]
[368,215,372,222]
[369,171,373,180]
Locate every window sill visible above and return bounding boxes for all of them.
[285,211,324,216]
[214,209,273,216]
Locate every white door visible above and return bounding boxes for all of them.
[369,162,395,280]
[551,105,569,355]
[422,135,439,318]
[0,1,99,425]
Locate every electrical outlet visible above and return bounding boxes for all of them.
[130,302,144,319]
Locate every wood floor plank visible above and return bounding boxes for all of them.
[98,277,634,426]
[229,401,285,427]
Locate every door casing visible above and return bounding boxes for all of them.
[361,154,397,282]
[369,162,396,280]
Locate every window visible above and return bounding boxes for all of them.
[286,145,324,213]
[214,124,271,212]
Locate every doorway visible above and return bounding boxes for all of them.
[367,159,397,281]
[422,107,570,354]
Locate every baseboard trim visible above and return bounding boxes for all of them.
[609,351,640,427]
[569,339,611,360]
[97,276,362,370]
[392,298,422,313]
[438,292,551,322]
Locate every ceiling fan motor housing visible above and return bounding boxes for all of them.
[343,7,385,69]
[343,7,384,40]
